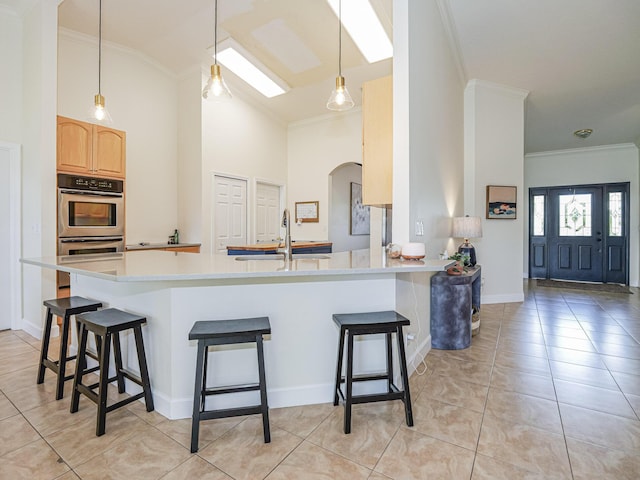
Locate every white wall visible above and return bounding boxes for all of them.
[200,80,288,253]
[0,7,22,144]
[393,0,464,366]
[329,162,369,252]
[525,144,640,286]
[177,69,203,245]
[394,0,464,258]
[18,1,58,335]
[57,29,179,245]
[287,109,363,241]
[464,80,528,303]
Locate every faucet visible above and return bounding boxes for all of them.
[278,208,293,261]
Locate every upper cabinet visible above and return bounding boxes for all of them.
[57,116,126,179]
[362,75,392,207]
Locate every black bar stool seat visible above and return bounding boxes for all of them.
[70,308,154,436]
[37,296,102,400]
[333,310,414,434]
[189,317,271,453]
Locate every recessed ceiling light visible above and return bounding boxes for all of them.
[573,128,593,139]
[326,0,393,63]
[210,38,290,98]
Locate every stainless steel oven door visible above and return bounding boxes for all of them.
[57,236,124,289]
[58,189,124,238]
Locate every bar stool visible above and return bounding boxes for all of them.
[70,308,154,436]
[333,310,414,434]
[189,317,271,453]
[37,296,102,400]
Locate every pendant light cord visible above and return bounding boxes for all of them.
[214,0,218,65]
[338,0,342,77]
[98,0,102,95]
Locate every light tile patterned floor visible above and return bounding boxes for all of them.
[1,281,639,479]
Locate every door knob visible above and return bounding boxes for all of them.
[596,239,602,242]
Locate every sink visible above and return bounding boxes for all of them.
[293,254,330,260]
[234,254,330,261]
[235,254,284,261]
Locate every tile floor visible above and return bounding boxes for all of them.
[1,281,640,479]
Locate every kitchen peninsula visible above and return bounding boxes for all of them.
[22,250,450,420]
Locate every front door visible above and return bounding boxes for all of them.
[529,183,629,284]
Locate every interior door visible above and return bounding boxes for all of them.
[255,182,281,243]
[213,175,247,254]
[548,186,603,282]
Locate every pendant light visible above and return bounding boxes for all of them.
[89,0,112,125]
[202,0,232,101]
[326,0,354,111]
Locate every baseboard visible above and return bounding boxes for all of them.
[20,318,50,339]
[482,293,525,304]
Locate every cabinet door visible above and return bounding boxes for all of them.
[94,126,126,178]
[57,116,93,174]
[362,75,393,206]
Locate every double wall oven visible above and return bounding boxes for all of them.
[57,173,125,288]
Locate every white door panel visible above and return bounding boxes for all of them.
[255,183,281,243]
[213,176,247,254]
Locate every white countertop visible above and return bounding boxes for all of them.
[22,249,452,282]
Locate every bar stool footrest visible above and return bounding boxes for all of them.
[199,405,263,421]
[204,383,260,396]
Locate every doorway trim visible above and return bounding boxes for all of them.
[0,141,22,330]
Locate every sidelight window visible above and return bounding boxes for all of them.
[532,195,545,236]
[609,192,622,237]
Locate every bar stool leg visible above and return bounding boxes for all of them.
[54,313,73,400]
[37,308,54,385]
[256,334,271,443]
[112,332,126,394]
[333,327,346,406]
[191,340,206,453]
[133,326,154,412]
[385,331,393,394]
[201,344,209,410]
[96,332,112,436]
[70,323,89,414]
[344,331,354,434]
[396,325,413,427]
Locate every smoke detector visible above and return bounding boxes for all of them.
[574,128,593,139]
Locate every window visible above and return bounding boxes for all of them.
[559,193,592,237]
[532,195,545,236]
[609,192,622,237]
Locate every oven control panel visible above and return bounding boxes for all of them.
[57,173,123,193]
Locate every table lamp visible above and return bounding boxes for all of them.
[452,216,482,266]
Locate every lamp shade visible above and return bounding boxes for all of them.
[452,216,482,239]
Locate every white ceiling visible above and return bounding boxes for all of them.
[5,0,640,153]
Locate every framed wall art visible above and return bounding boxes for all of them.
[486,185,517,219]
[350,182,370,235]
[295,201,319,223]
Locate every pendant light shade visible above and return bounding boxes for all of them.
[88,0,112,125]
[327,0,354,111]
[203,0,232,101]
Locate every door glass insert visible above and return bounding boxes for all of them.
[559,193,592,236]
[609,192,622,237]
[532,195,545,235]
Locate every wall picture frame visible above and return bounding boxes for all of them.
[295,201,319,223]
[486,185,517,219]
[350,182,370,235]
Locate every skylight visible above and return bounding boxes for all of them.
[212,38,290,98]
[326,0,393,63]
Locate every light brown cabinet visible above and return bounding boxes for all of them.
[57,116,126,179]
[361,75,393,206]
